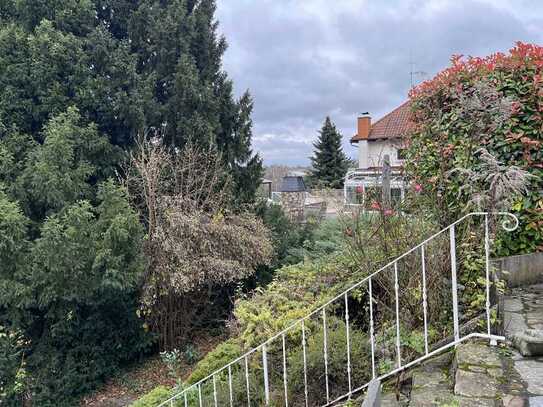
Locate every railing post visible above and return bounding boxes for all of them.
[345,293,352,397]
[198,383,203,407]
[421,245,429,355]
[184,392,188,407]
[302,320,309,407]
[282,333,288,406]
[368,278,376,379]
[245,356,251,407]
[450,225,460,343]
[394,262,402,368]
[262,344,270,405]
[228,365,234,407]
[213,374,218,407]
[322,308,330,404]
[484,214,496,345]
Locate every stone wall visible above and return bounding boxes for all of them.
[281,191,305,222]
[492,251,543,287]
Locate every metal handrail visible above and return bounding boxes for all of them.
[158,212,518,407]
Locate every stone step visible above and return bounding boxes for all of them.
[352,341,535,406]
[351,283,543,406]
[511,329,543,357]
[503,283,543,405]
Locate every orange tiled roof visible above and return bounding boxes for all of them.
[351,101,411,142]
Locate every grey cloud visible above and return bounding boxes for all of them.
[217,0,543,165]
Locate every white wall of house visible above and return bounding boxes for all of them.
[357,139,404,169]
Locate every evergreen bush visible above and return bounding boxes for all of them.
[408,42,543,254]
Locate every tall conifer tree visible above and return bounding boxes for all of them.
[0,0,262,203]
[309,117,349,188]
[0,0,262,403]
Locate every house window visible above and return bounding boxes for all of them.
[391,188,402,203]
[397,148,407,160]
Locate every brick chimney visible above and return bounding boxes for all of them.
[357,116,371,140]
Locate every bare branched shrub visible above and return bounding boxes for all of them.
[125,137,273,349]
[340,195,451,358]
[152,205,272,293]
[335,182,491,372]
[455,80,514,140]
[449,147,535,213]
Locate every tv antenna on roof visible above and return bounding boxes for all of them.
[409,50,427,89]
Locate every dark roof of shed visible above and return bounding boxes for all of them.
[280,176,306,192]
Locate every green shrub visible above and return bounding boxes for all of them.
[170,319,371,407]
[256,203,315,269]
[234,255,354,349]
[286,318,371,406]
[187,339,243,385]
[183,344,201,366]
[131,386,172,407]
[408,42,543,254]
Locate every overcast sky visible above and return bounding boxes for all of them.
[216,0,543,166]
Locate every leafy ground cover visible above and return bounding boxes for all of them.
[81,334,225,406]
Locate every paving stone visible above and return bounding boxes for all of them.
[361,379,382,407]
[379,393,403,406]
[527,317,543,328]
[456,396,496,406]
[486,367,504,378]
[505,311,529,336]
[512,329,543,357]
[507,382,527,393]
[469,365,488,373]
[409,387,455,406]
[514,359,543,395]
[504,298,525,313]
[412,370,447,388]
[456,342,501,368]
[454,369,499,398]
[423,351,453,369]
[502,394,526,407]
[529,396,543,406]
[511,349,525,361]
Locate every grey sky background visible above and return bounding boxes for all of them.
[216,0,543,166]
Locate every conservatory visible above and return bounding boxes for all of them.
[344,168,406,208]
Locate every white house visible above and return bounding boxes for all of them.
[344,101,410,206]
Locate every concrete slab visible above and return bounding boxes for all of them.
[514,358,543,395]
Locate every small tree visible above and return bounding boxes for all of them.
[126,138,273,350]
[309,117,349,189]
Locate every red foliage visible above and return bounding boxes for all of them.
[409,42,543,99]
[407,41,543,255]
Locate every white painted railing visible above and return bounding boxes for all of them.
[158,212,518,407]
